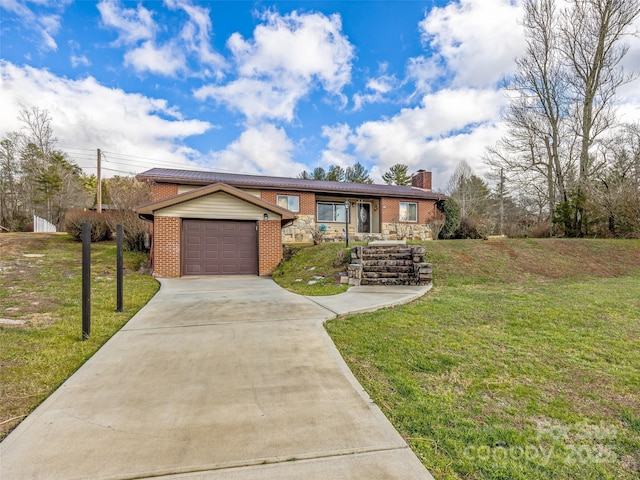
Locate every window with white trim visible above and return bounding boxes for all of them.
[399,202,418,222]
[317,202,347,222]
[276,195,300,212]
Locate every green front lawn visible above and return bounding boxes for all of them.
[326,239,640,479]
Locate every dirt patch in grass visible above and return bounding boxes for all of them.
[452,250,473,263]
[0,232,58,258]
[0,234,64,321]
[485,241,518,258]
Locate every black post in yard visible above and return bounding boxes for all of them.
[116,224,123,312]
[82,222,91,340]
[344,200,350,247]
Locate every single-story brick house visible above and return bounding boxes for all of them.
[136,168,444,277]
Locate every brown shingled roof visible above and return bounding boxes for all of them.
[137,168,444,200]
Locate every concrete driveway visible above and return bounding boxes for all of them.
[1,277,433,480]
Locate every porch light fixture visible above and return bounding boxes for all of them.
[344,200,350,247]
[263,213,268,221]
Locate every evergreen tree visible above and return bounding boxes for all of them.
[382,163,412,186]
[345,162,373,184]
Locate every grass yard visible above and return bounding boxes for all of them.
[272,241,354,295]
[0,233,159,440]
[324,239,640,479]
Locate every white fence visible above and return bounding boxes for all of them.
[33,215,57,233]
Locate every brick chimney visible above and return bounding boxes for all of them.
[411,170,432,191]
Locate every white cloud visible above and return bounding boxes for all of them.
[165,0,227,75]
[232,11,353,93]
[321,88,506,189]
[97,0,225,78]
[70,55,91,68]
[322,123,352,152]
[617,16,640,122]
[0,61,212,175]
[418,0,524,88]
[124,41,186,76]
[97,0,155,45]
[367,77,394,94]
[319,123,356,168]
[406,55,443,94]
[352,74,398,110]
[207,123,307,177]
[196,10,354,122]
[195,77,307,123]
[0,0,68,51]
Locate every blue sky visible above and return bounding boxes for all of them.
[1,1,639,190]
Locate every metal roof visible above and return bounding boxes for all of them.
[137,168,444,200]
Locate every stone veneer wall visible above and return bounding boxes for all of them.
[281,215,316,243]
[281,218,434,244]
[380,222,433,241]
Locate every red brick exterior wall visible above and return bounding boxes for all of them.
[380,198,437,224]
[260,191,315,215]
[153,217,181,277]
[258,220,283,275]
[150,182,179,201]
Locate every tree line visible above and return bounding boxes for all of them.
[486,0,640,238]
[298,162,413,186]
[0,107,92,231]
[0,107,151,249]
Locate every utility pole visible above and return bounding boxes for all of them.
[97,148,102,213]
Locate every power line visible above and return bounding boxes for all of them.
[101,150,202,170]
[59,146,95,152]
[101,166,139,175]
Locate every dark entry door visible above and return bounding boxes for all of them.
[357,203,371,233]
[182,220,258,275]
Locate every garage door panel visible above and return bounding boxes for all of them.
[185,237,201,246]
[182,220,257,276]
[203,251,219,260]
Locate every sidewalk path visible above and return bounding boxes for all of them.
[1,277,433,480]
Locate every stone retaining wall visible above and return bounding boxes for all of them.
[348,245,433,286]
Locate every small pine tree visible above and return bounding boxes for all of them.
[382,163,411,186]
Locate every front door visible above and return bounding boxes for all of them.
[357,203,371,233]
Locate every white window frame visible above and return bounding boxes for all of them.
[317,202,347,223]
[399,202,418,222]
[276,195,300,212]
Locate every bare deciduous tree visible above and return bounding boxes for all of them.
[0,107,90,230]
[446,160,491,219]
[486,0,640,236]
[104,176,152,251]
[18,106,57,158]
[561,0,640,181]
